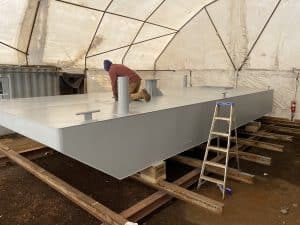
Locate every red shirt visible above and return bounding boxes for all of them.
[108,64,141,96]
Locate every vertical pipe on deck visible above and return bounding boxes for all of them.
[118,77,129,115]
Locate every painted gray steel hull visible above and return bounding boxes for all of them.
[0,87,273,179]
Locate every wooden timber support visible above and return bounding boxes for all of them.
[235,138,284,152]
[238,130,293,142]
[261,116,300,127]
[120,169,201,222]
[0,148,54,167]
[139,161,166,183]
[0,145,135,225]
[0,135,46,157]
[219,136,284,152]
[262,124,300,136]
[262,121,300,129]
[230,151,271,166]
[172,155,254,184]
[261,116,300,124]
[132,174,223,214]
[0,134,53,167]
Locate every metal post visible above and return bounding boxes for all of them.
[118,77,129,115]
[183,75,188,88]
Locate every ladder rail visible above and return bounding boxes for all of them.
[197,101,240,199]
[197,104,219,189]
[233,108,240,170]
[222,104,233,199]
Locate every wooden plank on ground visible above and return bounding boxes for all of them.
[0,134,45,159]
[236,138,284,152]
[0,148,54,167]
[0,144,134,225]
[261,116,300,125]
[132,175,223,214]
[121,169,200,222]
[262,121,300,129]
[172,155,254,184]
[261,116,300,127]
[238,130,293,142]
[262,124,300,135]
[230,151,271,166]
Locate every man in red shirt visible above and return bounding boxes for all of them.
[104,60,151,102]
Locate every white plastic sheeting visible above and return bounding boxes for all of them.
[0,0,212,70]
[1,0,299,71]
[1,0,300,119]
[0,1,27,47]
[43,1,101,67]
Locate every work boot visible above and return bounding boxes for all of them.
[141,89,151,102]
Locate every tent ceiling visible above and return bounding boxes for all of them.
[0,0,214,70]
[0,0,296,72]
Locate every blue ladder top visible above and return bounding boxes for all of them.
[216,101,234,106]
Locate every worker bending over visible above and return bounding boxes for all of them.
[103,60,151,102]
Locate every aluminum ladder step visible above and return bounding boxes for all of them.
[207,146,228,153]
[197,101,240,199]
[214,117,230,121]
[205,161,226,169]
[200,175,224,185]
[211,131,229,137]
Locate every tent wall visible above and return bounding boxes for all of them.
[1,0,300,119]
[156,0,300,119]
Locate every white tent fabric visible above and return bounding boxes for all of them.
[1,0,300,119]
[0,0,213,70]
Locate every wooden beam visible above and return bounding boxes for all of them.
[262,120,300,129]
[132,174,223,214]
[230,151,271,166]
[262,124,300,135]
[0,145,46,159]
[244,121,261,133]
[238,130,293,142]
[0,135,46,159]
[172,155,254,184]
[236,138,284,152]
[139,161,166,183]
[121,169,200,222]
[0,145,134,225]
[0,148,54,167]
[261,116,300,126]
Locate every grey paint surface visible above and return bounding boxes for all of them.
[0,87,273,179]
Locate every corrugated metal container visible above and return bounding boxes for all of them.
[0,65,60,99]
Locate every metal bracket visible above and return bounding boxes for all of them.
[76,109,100,121]
[145,78,163,97]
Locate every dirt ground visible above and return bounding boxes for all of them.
[0,135,300,225]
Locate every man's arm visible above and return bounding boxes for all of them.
[109,70,118,98]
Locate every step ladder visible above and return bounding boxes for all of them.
[197,101,240,199]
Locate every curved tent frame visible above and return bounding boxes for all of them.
[0,0,282,72]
